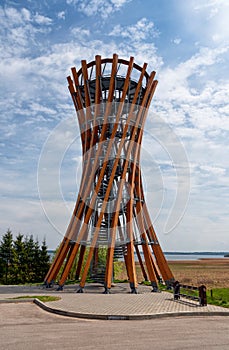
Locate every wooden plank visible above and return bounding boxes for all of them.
[75,245,86,279]
[141,197,174,282]
[81,60,92,154]
[46,238,71,284]
[58,242,80,286]
[126,241,137,289]
[45,238,66,283]
[104,247,114,290]
[135,244,148,281]
[95,55,102,105]
[141,232,158,284]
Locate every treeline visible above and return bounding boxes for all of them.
[0,229,50,284]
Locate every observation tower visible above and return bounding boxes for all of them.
[44,54,174,293]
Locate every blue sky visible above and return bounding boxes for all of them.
[0,0,228,251]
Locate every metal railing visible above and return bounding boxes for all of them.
[173,281,207,306]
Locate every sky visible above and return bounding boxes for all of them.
[0,0,228,251]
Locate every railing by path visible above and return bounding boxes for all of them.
[173,281,207,306]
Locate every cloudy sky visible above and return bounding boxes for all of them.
[0,0,228,251]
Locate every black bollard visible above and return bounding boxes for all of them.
[173,281,180,300]
[199,285,207,306]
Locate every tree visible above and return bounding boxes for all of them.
[0,229,14,284]
[24,235,35,282]
[0,231,51,284]
[39,238,50,281]
[32,238,41,282]
[12,233,26,284]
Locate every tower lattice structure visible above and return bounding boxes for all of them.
[44,54,174,293]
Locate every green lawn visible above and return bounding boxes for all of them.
[143,282,229,308]
[207,288,229,308]
[9,295,61,302]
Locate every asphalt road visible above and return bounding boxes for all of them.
[0,303,229,350]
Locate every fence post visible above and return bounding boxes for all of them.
[173,280,180,300]
[199,285,207,306]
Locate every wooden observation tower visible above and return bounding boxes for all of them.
[44,54,174,293]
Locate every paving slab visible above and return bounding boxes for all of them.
[1,283,229,320]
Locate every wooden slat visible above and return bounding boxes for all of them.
[95,55,102,105]
[46,238,71,284]
[45,238,66,283]
[58,242,80,285]
[75,245,86,279]
[135,244,148,281]
[141,234,158,283]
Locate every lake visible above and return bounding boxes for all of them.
[164,253,227,261]
[48,250,228,262]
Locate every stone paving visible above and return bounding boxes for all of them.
[1,283,229,320]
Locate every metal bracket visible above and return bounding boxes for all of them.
[151,281,158,292]
[57,285,63,291]
[103,285,111,294]
[130,282,138,294]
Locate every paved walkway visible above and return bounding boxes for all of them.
[1,283,229,320]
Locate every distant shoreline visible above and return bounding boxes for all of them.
[47,250,229,261]
[48,250,229,255]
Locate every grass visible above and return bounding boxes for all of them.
[9,295,61,302]
[142,280,229,308]
[168,258,229,289]
[207,288,229,308]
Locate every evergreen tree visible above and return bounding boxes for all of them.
[33,238,41,282]
[0,229,14,284]
[0,231,51,284]
[24,235,35,282]
[39,238,50,281]
[12,233,26,284]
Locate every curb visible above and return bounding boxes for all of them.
[33,299,229,321]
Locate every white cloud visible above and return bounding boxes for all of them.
[71,27,90,38]
[57,11,66,20]
[181,1,229,44]
[193,0,228,13]
[173,38,181,45]
[111,0,130,7]
[67,0,131,18]
[0,197,65,248]
[199,164,226,176]
[109,18,159,41]
[34,13,52,25]
[157,46,228,103]
[0,6,53,58]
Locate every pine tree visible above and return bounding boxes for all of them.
[33,238,41,282]
[39,238,50,281]
[12,233,26,284]
[24,235,35,283]
[0,229,14,284]
[0,231,51,284]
